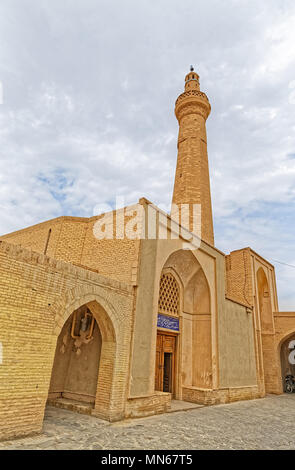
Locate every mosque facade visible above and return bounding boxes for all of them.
[0,70,294,441]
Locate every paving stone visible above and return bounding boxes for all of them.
[1,395,295,450]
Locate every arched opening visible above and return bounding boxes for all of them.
[48,305,102,411]
[155,249,212,399]
[155,271,180,397]
[257,268,273,333]
[256,267,278,393]
[48,299,117,419]
[185,267,211,388]
[280,333,295,392]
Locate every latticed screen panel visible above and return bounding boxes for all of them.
[158,273,180,316]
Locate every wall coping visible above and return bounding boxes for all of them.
[228,247,275,270]
[274,311,295,317]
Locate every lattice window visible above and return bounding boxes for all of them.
[158,273,180,316]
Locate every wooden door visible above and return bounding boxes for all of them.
[163,353,172,392]
[155,332,176,395]
[155,333,164,391]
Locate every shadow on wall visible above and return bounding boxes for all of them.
[48,305,102,405]
[160,249,212,389]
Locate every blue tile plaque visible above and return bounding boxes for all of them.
[157,314,179,331]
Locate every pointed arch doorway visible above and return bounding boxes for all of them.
[46,290,131,423]
[154,249,212,401]
[48,304,102,410]
[155,271,180,397]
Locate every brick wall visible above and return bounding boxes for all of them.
[0,241,134,440]
[125,392,171,419]
[182,385,260,405]
[0,212,141,285]
[225,248,253,307]
[0,217,64,257]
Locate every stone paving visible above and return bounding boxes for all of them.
[1,394,295,450]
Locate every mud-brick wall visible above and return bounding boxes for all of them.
[0,241,133,441]
[0,215,140,285]
[0,217,64,258]
[225,249,253,307]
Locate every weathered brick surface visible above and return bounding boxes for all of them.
[125,392,171,419]
[182,385,260,405]
[225,248,253,307]
[0,213,140,285]
[0,241,134,440]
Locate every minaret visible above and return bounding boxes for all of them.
[171,67,214,246]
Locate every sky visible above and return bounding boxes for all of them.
[0,0,294,309]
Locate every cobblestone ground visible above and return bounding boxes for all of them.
[1,394,295,450]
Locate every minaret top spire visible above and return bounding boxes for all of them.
[184,67,200,92]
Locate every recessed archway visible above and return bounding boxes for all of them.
[256,267,278,393]
[257,268,273,333]
[48,305,102,409]
[155,249,212,398]
[47,291,124,422]
[280,332,295,393]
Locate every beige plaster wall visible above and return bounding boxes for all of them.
[218,299,257,388]
[129,239,159,397]
[130,206,220,398]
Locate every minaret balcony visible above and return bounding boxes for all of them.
[175,90,211,121]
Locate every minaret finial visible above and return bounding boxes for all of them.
[184,67,200,92]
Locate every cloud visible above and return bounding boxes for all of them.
[0,0,294,309]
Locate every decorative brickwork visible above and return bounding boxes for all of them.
[225,248,253,307]
[158,273,180,316]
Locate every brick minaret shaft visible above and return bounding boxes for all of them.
[171,68,214,246]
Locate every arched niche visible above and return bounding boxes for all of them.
[257,267,273,333]
[280,332,295,391]
[49,306,102,404]
[184,268,210,315]
[48,298,117,420]
[159,249,212,390]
